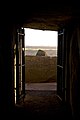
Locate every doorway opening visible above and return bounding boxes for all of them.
[13,27,66,107]
[24,28,58,97]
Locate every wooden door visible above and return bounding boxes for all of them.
[57,28,65,100]
[14,27,25,103]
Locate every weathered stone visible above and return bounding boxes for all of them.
[36,49,47,56]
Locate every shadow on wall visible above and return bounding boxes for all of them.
[25,56,57,83]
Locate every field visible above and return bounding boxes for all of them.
[25,55,57,83]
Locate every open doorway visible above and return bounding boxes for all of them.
[13,27,66,115]
[24,28,58,96]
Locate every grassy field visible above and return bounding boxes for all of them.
[25,56,57,83]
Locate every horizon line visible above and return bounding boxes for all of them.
[25,45,57,47]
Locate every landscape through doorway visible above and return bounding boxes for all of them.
[24,28,58,95]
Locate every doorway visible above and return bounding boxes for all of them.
[14,27,66,104]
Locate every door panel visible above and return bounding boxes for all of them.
[14,27,25,104]
[57,29,65,100]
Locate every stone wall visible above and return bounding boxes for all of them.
[25,56,57,83]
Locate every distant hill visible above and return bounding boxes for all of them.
[25,46,57,57]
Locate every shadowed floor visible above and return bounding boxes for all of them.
[13,90,73,120]
[5,83,73,119]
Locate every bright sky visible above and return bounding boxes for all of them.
[24,28,58,47]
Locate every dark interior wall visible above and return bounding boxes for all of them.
[0,2,80,118]
[0,24,15,113]
[65,20,80,119]
[70,23,80,119]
